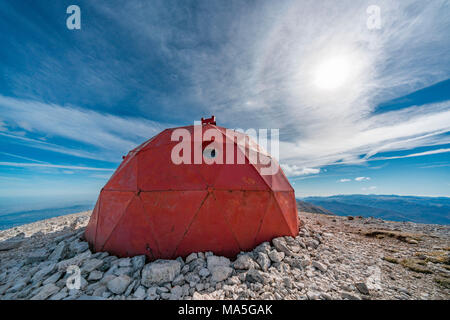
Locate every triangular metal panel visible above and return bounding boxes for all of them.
[102,195,161,259]
[216,190,272,251]
[140,190,208,259]
[95,190,135,251]
[138,145,207,191]
[254,193,293,244]
[174,193,241,258]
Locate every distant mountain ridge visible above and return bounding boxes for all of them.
[296,200,335,215]
[301,194,450,225]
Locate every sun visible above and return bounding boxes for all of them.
[314,56,351,90]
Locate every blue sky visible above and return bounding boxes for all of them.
[0,0,449,213]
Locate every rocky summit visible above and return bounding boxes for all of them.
[0,210,449,300]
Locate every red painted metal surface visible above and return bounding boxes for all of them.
[84,120,299,259]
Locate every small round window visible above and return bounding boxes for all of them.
[203,147,217,159]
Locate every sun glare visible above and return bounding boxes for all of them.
[314,56,350,90]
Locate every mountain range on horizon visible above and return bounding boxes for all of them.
[299,194,450,225]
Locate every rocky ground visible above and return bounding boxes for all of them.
[0,210,449,300]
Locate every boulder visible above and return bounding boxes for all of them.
[131,255,146,271]
[31,283,59,300]
[268,250,285,263]
[207,256,230,271]
[0,240,23,251]
[233,254,255,270]
[210,266,233,282]
[82,259,104,273]
[141,260,181,287]
[272,238,292,256]
[88,270,104,281]
[57,251,92,271]
[312,261,327,272]
[107,275,132,295]
[48,241,68,262]
[245,269,265,283]
[256,252,271,271]
[26,248,49,264]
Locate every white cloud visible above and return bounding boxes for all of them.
[2,1,450,176]
[0,95,169,162]
[0,162,114,171]
[143,1,449,171]
[355,176,371,181]
[339,179,351,182]
[371,148,450,161]
[280,164,320,177]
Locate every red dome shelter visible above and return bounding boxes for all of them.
[84,117,299,259]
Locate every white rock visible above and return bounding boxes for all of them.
[131,255,146,271]
[48,242,67,261]
[141,260,181,287]
[268,250,285,263]
[172,274,185,286]
[82,258,104,273]
[253,242,271,254]
[170,285,183,299]
[256,253,271,271]
[42,272,62,285]
[26,248,49,264]
[31,283,60,300]
[118,258,132,267]
[341,292,362,300]
[312,261,327,272]
[32,263,57,282]
[88,270,104,281]
[199,267,210,278]
[207,256,230,271]
[185,253,198,263]
[133,286,147,299]
[0,240,23,251]
[57,251,92,271]
[233,254,255,270]
[272,238,292,256]
[211,266,233,282]
[107,275,132,295]
[70,241,89,254]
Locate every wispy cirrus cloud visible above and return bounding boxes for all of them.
[371,148,450,161]
[1,0,449,179]
[0,162,115,172]
[0,95,170,162]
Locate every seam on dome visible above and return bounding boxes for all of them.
[272,191,297,236]
[220,129,272,191]
[251,191,273,247]
[135,193,161,259]
[99,192,135,251]
[93,193,102,248]
[172,192,210,258]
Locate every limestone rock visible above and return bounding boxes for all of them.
[0,240,23,251]
[31,284,59,300]
[141,260,181,287]
[233,254,255,270]
[268,250,285,263]
[107,275,132,295]
[211,266,233,282]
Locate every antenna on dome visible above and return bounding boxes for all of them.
[201,115,216,125]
